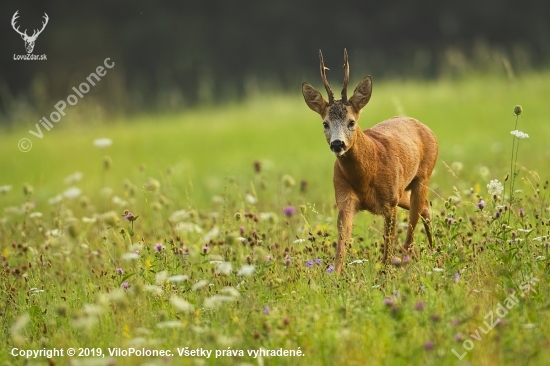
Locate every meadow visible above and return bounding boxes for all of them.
[1,72,549,365]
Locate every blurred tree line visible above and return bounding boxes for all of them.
[1,0,549,125]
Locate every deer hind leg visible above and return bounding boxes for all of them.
[335,210,354,274]
[404,178,427,252]
[382,207,397,264]
[420,201,433,248]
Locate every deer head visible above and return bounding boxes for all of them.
[302,49,372,156]
[12,11,49,54]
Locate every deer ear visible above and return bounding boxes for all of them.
[302,82,328,116]
[349,76,372,113]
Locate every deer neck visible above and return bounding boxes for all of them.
[336,129,377,184]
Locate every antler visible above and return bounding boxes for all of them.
[319,50,334,104]
[341,48,350,102]
[31,13,49,39]
[11,11,28,37]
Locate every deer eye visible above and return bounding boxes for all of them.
[348,120,356,129]
[323,121,329,129]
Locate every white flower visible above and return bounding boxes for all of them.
[168,274,188,283]
[191,280,209,291]
[237,237,247,243]
[348,259,368,265]
[0,185,12,194]
[203,295,235,309]
[510,130,529,139]
[156,321,182,329]
[122,253,139,261]
[64,172,83,185]
[82,217,97,224]
[143,285,163,295]
[245,194,257,205]
[169,209,190,223]
[155,271,169,285]
[29,212,43,219]
[175,222,202,234]
[93,138,112,148]
[48,195,63,205]
[293,239,306,244]
[487,179,504,196]
[221,287,240,298]
[63,187,81,199]
[203,227,220,243]
[215,262,232,275]
[170,296,194,313]
[433,267,444,272]
[237,265,255,276]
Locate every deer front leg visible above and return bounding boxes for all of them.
[335,209,354,274]
[382,207,398,264]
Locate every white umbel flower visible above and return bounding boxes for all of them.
[510,130,529,139]
[487,179,504,195]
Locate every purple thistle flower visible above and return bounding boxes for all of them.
[154,243,163,252]
[202,246,210,254]
[414,301,425,311]
[454,333,463,342]
[383,297,394,306]
[123,210,138,222]
[315,258,322,265]
[116,267,124,275]
[495,211,501,219]
[121,281,130,290]
[306,259,314,268]
[263,305,270,315]
[477,200,486,210]
[424,341,434,351]
[327,265,335,273]
[284,257,292,266]
[282,206,296,217]
[446,217,455,225]
[402,255,411,264]
[519,208,525,217]
[453,272,460,283]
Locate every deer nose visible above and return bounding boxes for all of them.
[330,140,346,153]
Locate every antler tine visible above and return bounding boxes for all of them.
[341,48,349,102]
[11,10,27,37]
[34,13,49,37]
[319,50,334,104]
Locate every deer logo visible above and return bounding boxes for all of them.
[11,11,49,54]
[302,49,438,273]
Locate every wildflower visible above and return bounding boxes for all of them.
[143,178,161,192]
[93,138,112,148]
[306,260,314,268]
[402,255,411,264]
[453,273,460,283]
[116,267,123,275]
[170,296,194,313]
[237,265,255,276]
[191,280,209,291]
[64,172,83,185]
[510,130,529,139]
[327,265,335,273]
[253,161,262,173]
[424,341,434,351]
[234,212,242,221]
[284,257,292,266]
[477,200,486,210]
[519,208,525,217]
[263,305,270,315]
[0,185,12,194]
[245,194,257,204]
[514,105,523,116]
[282,206,296,217]
[391,257,402,266]
[293,238,306,244]
[454,333,463,342]
[202,246,210,254]
[121,282,130,290]
[168,275,188,282]
[154,243,163,252]
[315,258,322,265]
[123,210,138,222]
[414,301,425,311]
[383,297,394,307]
[487,179,504,196]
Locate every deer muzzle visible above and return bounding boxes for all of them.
[330,140,346,154]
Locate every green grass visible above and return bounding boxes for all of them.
[1,72,549,365]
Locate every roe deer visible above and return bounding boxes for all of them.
[301,49,438,274]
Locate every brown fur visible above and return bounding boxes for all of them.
[302,50,438,274]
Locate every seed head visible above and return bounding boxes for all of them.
[513,105,522,116]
